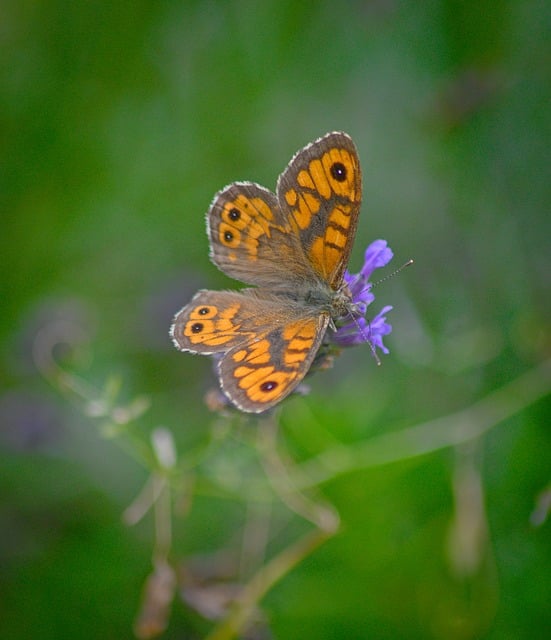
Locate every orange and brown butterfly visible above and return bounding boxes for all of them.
[170,131,392,413]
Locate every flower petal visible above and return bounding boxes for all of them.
[332,241,394,355]
[360,240,394,279]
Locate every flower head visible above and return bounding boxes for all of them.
[331,239,394,353]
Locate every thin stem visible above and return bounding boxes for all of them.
[205,526,332,640]
[153,476,172,564]
[257,416,339,532]
[292,360,551,489]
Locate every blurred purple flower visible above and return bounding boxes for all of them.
[332,239,394,353]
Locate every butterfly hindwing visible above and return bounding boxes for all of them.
[170,289,329,412]
[218,311,329,413]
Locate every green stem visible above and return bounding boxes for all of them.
[205,526,332,640]
[293,360,551,488]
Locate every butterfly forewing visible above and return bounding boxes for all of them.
[276,131,362,288]
[207,182,313,288]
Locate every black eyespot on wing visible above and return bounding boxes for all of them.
[260,381,278,392]
[330,161,347,182]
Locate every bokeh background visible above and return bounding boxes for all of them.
[1,1,549,639]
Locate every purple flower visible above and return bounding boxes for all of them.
[332,239,394,353]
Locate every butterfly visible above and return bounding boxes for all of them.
[170,131,363,413]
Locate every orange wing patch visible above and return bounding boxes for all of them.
[174,302,252,349]
[231,339,271,365]
[321,148,360,198]
[282,320,318,366]
[235,367,299,404]
[284,146,360,244]
[217,195,284,262]
[308,203,354,277]
[226,333,301,403]
[283,187,321,230]
[307,159,332,199]
[297,169,316,191]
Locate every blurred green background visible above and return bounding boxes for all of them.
[1,1,549,639]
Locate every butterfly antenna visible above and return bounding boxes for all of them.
[345,308,382,366]
[372,259,414,289]
[365,324,382,366]
[344,259,413,365]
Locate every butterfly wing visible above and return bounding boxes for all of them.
[170,289,329,412]
[207,182,314,288]
[171,289,260,355]
[276,131,362,288]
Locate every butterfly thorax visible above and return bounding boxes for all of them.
[330,282,362,324]
[281,279,356,322]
